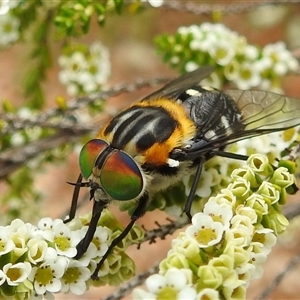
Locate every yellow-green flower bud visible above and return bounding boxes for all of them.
[159,253,190,273]
[197,265,223,290]
[247,154,274,177]
[270,167,295,189]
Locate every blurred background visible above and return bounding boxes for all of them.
[1,1,300,299]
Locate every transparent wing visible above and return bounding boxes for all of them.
[141,65,214,101]
[230,90,300,131]
[186,89,300,155]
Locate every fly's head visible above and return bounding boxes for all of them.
[79,139,146,203]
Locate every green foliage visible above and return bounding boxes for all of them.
[54,0,124,36]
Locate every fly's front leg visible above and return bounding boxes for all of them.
[75,200,107,259]
[64,173,83,224]
[91,193,149,280]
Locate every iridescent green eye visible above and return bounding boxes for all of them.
[79,139,108,179]
[100,150,144,201]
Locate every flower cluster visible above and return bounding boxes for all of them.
[0,210,144,299]
[166,126,300,218]
[155,23,299,91]
[58,41,111,96]
[133,154,296,300]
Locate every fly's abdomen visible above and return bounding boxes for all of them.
[97,99,196,167]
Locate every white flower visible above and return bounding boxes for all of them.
[29,256,68,295]
[203,201,233,229]
[133,268,196,300]
[10,132,25,147]
[247,249,267,279]
[86,226,110,258]
[37,217,54,230]
[2,262,32,286]
[0,11,20,47]
[36,218,56,242]
[60,260,91,295]
[183,169,214,199]
[58,52,86,75]
[0,227,15,255]
[186,213,225,248]
[71,225,111,268]
[196,168,218,198]
[252,227,277,250]
[236,62,261,89]
[52,221,81,258]
[208,39,236,66]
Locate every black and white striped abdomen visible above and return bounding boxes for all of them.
[100,105,178,152]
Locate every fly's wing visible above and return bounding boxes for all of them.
[185,89,300,155]
[141,65,214,101]
[231,90,300,131]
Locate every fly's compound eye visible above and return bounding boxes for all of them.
[100,150,144,201]
[79,139,109,179]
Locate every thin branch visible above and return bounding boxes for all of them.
[0,114,94,136]
[0,77,170,136]
[31,77,171,124]
[255,252,300,300]
[142,217,189,244]
[160,1,300,16]
[101,263,159,300]
[0,130,83,179]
